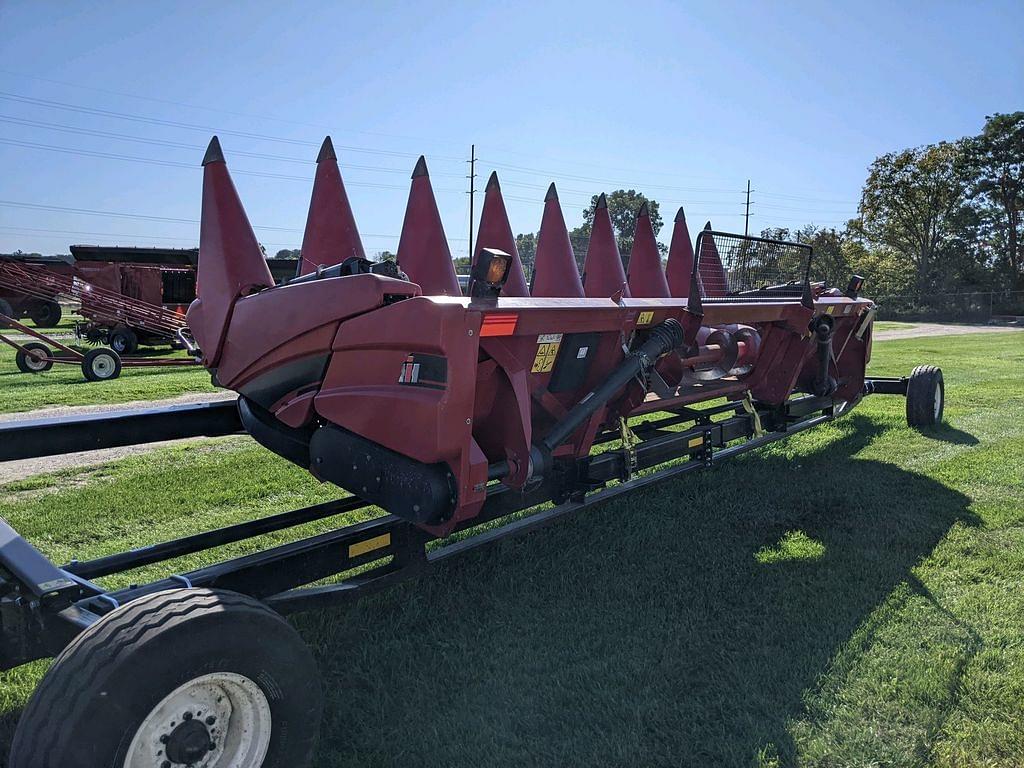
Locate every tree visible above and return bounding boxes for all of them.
[570,190,666,269]
[852,142,972,291]
[273,248,301,259]
[964,112,1024,287]
[759,225,851,286]
[515,232,537,278]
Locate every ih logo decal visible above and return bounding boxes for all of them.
[532,333,562,373]
[637,311,655,325]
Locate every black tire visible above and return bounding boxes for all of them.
[10,588,322,768]
[0,298,12,320]
[906,364,944,428]
[108,326,138,354]
[28,299,62,328]
[81,347,122,381]
[15,342,53,373]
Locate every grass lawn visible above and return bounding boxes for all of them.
[0,332,1022,766]
[874,320,918,332]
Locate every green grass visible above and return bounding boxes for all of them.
[0,332,1022,766]
[874,320,918,332]
[0,343,214,413]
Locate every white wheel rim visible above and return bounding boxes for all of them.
[123,671,272,768]
[93,354,115,378]
[25,349,48,371]
[933,384,942,420]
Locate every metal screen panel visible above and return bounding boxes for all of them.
[695,231,813,298]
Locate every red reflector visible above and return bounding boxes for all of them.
[479,313,518,337]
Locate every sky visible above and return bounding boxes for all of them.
[0,0,1021,259]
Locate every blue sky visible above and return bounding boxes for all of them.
[1,0,1020,258]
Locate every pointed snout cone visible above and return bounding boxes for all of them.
[472,172,529,296]
[698,221,728,297]
[665,206,695,298]
[298,137,365,276]
[188,136,274,367]
[396,156,461,296]
[626,201,669,297]
[530,183,584,298]
[582,194,629,299]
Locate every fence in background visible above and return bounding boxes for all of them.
[872,290,1024,323]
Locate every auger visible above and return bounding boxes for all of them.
[0,135,945,767]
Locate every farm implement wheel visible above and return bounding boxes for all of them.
[28,299,62,328]
[906,364,944,428]
[9,588,322,768]
[15,342,53,373]
[109,325,139,354]
[82,347,122,381]
[0,298,12,319]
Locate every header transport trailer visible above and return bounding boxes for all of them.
[0,246,298,352]
[0,137,944,767]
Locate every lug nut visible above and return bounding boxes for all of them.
[182,711,192,720]
[159,734,168,743]
[205,715,216,725]
[161,761,170,768]
[209,741,217,751]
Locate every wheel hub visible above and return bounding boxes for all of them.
[164,718,212,764]
[123,671,272,768]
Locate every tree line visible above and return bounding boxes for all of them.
[508,112,1023,300]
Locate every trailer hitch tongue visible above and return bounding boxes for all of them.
[517,319,685,481]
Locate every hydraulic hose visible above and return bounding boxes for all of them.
[540,318,684,454]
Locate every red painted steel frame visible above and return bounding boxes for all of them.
[190,136,876,537]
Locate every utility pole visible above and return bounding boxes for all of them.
[467,144,477,260]
[744,179,751,238]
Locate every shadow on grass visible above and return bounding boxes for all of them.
[294,414,977,767]
[929,423,980,445]
[0,415,976,767]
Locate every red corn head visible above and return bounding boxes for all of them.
[582,193,630,299]
[626,201,669,297]
[472,172,529,296]
[297,136,365,276]
[530,183,584,298]
[188,136,274,367]
[396,156,461,296]
[698,221,728,297]
[665,206,695,298]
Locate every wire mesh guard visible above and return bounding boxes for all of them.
[695,231,813,298]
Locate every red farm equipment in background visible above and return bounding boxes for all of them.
[0,135,946,766]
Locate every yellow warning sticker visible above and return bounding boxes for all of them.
[348,533,391,559]
[532,341,561,373]
[637,311,655,326]
[688,436,704,448]
[826,305,836,315]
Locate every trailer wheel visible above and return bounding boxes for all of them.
[81,347,122,381]
[0,298,12,320]
[109,326,139,354]
[9,588,321,768]
[15,342,53,373]
[28,299,62,328]
[906,364,944,428]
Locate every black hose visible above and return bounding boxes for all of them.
[541,318,684,453]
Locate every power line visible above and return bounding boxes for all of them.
[0,138,468,192]
[0,115,465,177]
[0,201,469,240]
[0,90,467,162]
[0,68,471,151]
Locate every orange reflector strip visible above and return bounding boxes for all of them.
[479,313,518,337]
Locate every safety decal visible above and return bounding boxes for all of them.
[532,340,562,373]
[637,311,655,325]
